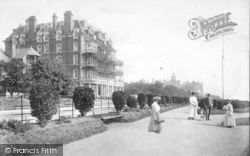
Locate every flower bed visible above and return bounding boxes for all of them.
[0,117,107,144]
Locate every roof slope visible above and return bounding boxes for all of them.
[15,47,41,59]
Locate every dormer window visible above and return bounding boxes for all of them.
[40,24,45,31]
[73,42,78,51]
[56,43,62,52]
[20,34,25,45]
[37,45,42,55]
[73,33,78,40]
[44,44,49,53]
[46,23,52,30]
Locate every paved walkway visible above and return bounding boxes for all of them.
[63,106,249,156]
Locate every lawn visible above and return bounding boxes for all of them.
[210,107,249,115]
[235,117,249,126]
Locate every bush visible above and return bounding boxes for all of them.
[29,59,72,126]
[112,91,126,112]
[127,96,138,108]
[73,87,95,116]
[138,93,147,109]
[160,96,167,106]
[146,94,154,108]
[29,78,59,126]
[0,119,32,134]
[232,100,250,109]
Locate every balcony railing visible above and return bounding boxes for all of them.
[83,49,98,54]
[81,76,123,83]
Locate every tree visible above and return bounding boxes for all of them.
[29,59,72,126]
[126,95,138,108]
[0,60,28,97]
[112,91,126,112]
[73,87,95,116]
[138,93,147,109]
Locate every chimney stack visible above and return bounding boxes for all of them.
[28,16,37,36]
[52,13,58,30]
[64,11,73,33]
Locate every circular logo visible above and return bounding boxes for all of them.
[5,148,11,153]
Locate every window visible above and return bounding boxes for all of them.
[86,56,92,65]
[43,32,49,42]
[73,33,78,40]
[20,34,25,45]
[73,55,78,65]
[56,55,62,63]
[46,23,52,30]
[56,43,62,52]
[40,24,45,31]
[73,69,78,79]
[37,45,42,55]
[24,25,29,32]
[44,44,49,53]
[86,70,92,78]
[73,42,78,51]
[56,30,62,41]
[37,33,43,43]
[82,69,85,77]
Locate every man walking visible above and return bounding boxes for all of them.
[204,94,213,120]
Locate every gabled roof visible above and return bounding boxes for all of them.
[15,47,41,59]
[0,49,10,62]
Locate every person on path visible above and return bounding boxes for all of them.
[188,92,198,120]
[204,94,213,120]
[220,100,236,128]
[148,96,164,134]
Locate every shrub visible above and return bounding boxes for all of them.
[29,59,72,126]
[232,100,250,109]
[138,93,147,109]
[0,119,32,133]
[160,96,167,106]
[127,96,138,108]
[112,91,126,112]
[73,87,95,116]
[146,94,154,107]
[30,78,59,126]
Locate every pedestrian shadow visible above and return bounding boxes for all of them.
[195,122,226,128]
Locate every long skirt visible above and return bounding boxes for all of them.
[189,105,197,118]
[221,111,236,127]
[148,111,162,132]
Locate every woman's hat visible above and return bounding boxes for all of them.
[153,96,161,100]
[191,92,196,94]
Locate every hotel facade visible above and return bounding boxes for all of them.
[3,11,124,98]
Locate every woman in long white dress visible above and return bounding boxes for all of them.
[188,92,198,119]
[148,97,164,134]
[220,100,236,128]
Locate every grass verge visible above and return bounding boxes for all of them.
[210,107,249,115]
[120,104,187,123]
[235,117,249,126]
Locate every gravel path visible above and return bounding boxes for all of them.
[63,106,249,156]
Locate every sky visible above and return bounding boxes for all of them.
[0,0,249,100]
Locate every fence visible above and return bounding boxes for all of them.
[0,96,114,123]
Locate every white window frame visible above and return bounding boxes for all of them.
[43,32,49,42]
[44,44,49,53]
[56,43,62,53]
[73,69,78,79]
[56,30,62,41]
[73,42,78,51]
[37,45,42,55]
[40,24,45,31]
[73,55,78,65]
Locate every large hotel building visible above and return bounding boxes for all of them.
[3,11,124,97]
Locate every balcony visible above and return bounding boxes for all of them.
[110,58,123,66]
[111,69,123,76]
[83,48,98,54]
[81,63,97,68]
